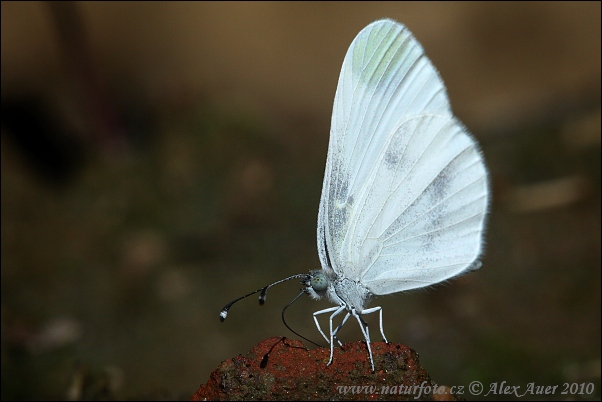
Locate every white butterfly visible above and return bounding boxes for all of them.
[221,18,489,372]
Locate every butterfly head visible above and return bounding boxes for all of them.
[304,270,333,300]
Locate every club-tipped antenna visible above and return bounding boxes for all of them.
[219,273,309,322]
[281,289,323,348]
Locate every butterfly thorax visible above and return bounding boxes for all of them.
[329,277,372,311]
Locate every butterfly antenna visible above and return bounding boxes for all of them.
[220,274,309,322]
[282,290,323,347]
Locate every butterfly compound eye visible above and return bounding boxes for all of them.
[311,273,328,292]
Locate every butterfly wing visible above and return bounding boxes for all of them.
[317,19,488,293]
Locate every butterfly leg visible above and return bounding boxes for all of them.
[331,312,351,347]
[327,305,346,365]
[352,309,375,371]
[313,306,341,344]
[361,306,388,343]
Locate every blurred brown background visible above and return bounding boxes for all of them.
[1,2,600,400]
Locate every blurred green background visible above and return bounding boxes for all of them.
[1,2,600,400]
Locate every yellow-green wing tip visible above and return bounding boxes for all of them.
[350,19,417,86]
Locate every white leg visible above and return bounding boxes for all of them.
[360,306,388,343]
[327,305,346,365]
[331,312,351,347]
[313,306,340,344]
[352,309,374,372]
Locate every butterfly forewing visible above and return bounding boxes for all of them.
[317,19,488,293]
